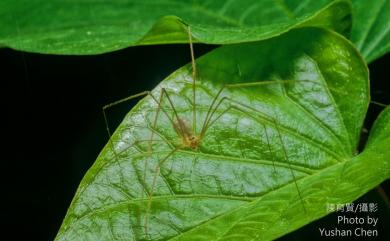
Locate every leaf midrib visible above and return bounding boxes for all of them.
[129,100,347,163]
[177,150,318,174]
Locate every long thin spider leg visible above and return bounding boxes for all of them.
[210,95,345,162]
[144,147,180,237]
[160,88,187,137]
[103,90,184,137]
[102,88,186,157]
[204,104,232,130]
[263,124,276,173]
[200,85,226,136]
[200,79,312,137]
[102,89,186,237]
[140,88,191,237]
[204,104,277,174]
[201,79,328,137]
[201,82,284,137]
[200,96,230,138]
[102,91,150,148]
[142,90,165,200]
[150,90,186,138]
[103,91,152,189]
[102,90,177,199]
[102,88,186,165]
[134,139,175,151]
[200,81,281,135]
[200,95,307,212]
[187,25,197,134]
[273,114,307,213]
[102,90,177,149]
[149,90,164,153]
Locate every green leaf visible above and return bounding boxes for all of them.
[0,0,351,54]
[365,105,390,150]
[55,27,389,241]
[351,0,390,63]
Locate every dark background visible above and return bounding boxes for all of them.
[1,43,389,241]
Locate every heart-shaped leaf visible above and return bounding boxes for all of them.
[0,0,351,54]
[351,0,390,63]
[55,27,389,241]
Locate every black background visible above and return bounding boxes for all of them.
[1,43,389,241]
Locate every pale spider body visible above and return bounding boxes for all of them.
[173,118,200,150]
[101,25,314,238]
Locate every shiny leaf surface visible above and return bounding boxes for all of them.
[0,0,351,54]
[55,28,390,241]
[351,0,390,62]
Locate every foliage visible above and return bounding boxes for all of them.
[55,28,389,240]
[1,0,388,240]
[0,0,351,54]
[351,0,390,62]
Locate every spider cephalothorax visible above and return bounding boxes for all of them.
[184,134,200,150]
